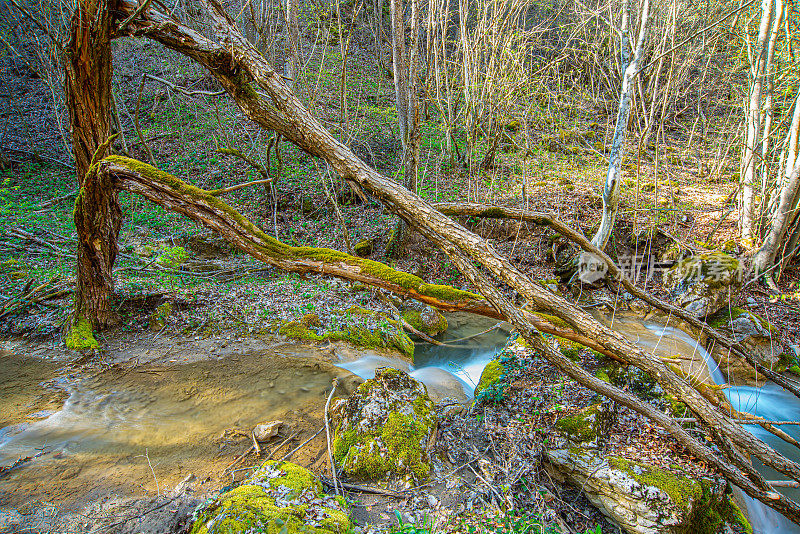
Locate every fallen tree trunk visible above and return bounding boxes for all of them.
[117,0,800,520]
[102,156,615,360]
[433,201,800,399]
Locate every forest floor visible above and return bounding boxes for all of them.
[0,26,799,534]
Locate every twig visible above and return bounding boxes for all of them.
[0,145,73,169]
[208,179,273,196]
[88,495,180,534]
[134,74,156,164]
[35,190,78,211]
[252,430,261,457]
[6,227,67,255]
[675,418,800,426]
[145,73,226,97]
[768,480,800,488]
[280,427,324,461]
[324,378,341,496]
[144,448,160,496]
[224,445,255,472]
[214,143,271,182]
[319,475,404,497]
[266,431,300,460]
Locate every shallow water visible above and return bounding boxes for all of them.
[0,349,351,510]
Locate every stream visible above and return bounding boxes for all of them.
[0,313,798,533]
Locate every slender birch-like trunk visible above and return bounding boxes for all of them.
[590,0,651,250]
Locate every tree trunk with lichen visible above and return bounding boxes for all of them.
[65,0,121,343]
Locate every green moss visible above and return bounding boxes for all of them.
[609,457,701,509]
[353,238,373,256]
[278,320,414,358]
[532,312,570,329]
[474,359,505,396]
[190,461,350,534]
[65,315,99,351]
[729,497,753,534]
[595,369,611,383]
[402,308,448,336]
[555,405,600,443]
[557,338,585,361]
[335,373,435,481]
[102,156,482,306]
[790,365,800,376]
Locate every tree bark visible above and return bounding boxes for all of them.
[65,0,120,334]
[753,89,800,275]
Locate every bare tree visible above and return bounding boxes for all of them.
[591,0,651,250]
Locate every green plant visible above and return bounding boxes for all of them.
[392,511,433,534]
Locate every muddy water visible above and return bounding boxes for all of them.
[0,348,354,511]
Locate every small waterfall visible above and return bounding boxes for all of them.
[619,318,800,533]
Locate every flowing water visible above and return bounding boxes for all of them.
[610,316,800,534]
[1,313,798,533]
[335,312,512,401]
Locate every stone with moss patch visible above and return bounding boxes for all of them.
[332,368,436,482]
[401,306,448,337]
[65,316,99,351]
[546,447,736,534]
[278,309,414,359]
[190,460,351,534]
[662,252,742,317]
[705,307,785,385]
[474,359,505,397]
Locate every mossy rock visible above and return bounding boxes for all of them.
[554,403,614,446]
[333,368,436,482]
[401,306,448,337]
[705,307,785,385]
[149,302,173,331]
[190,461,351,534]
[278,317,414,359]
[662,252,742,317]
[547,447,740,534]
[474,359,505,397]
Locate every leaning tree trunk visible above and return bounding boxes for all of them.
[386,0,414,257]
[118,0,800,520]
[64,0,120,346]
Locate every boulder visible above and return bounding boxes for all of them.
[190,461,351,534]
[554,402,615,448]
[401,305,448,337]
[332,368,436,482]
[473,359,505,398]
[662,252,742,317]
[705,307,786,385]
[545,448,738,534]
